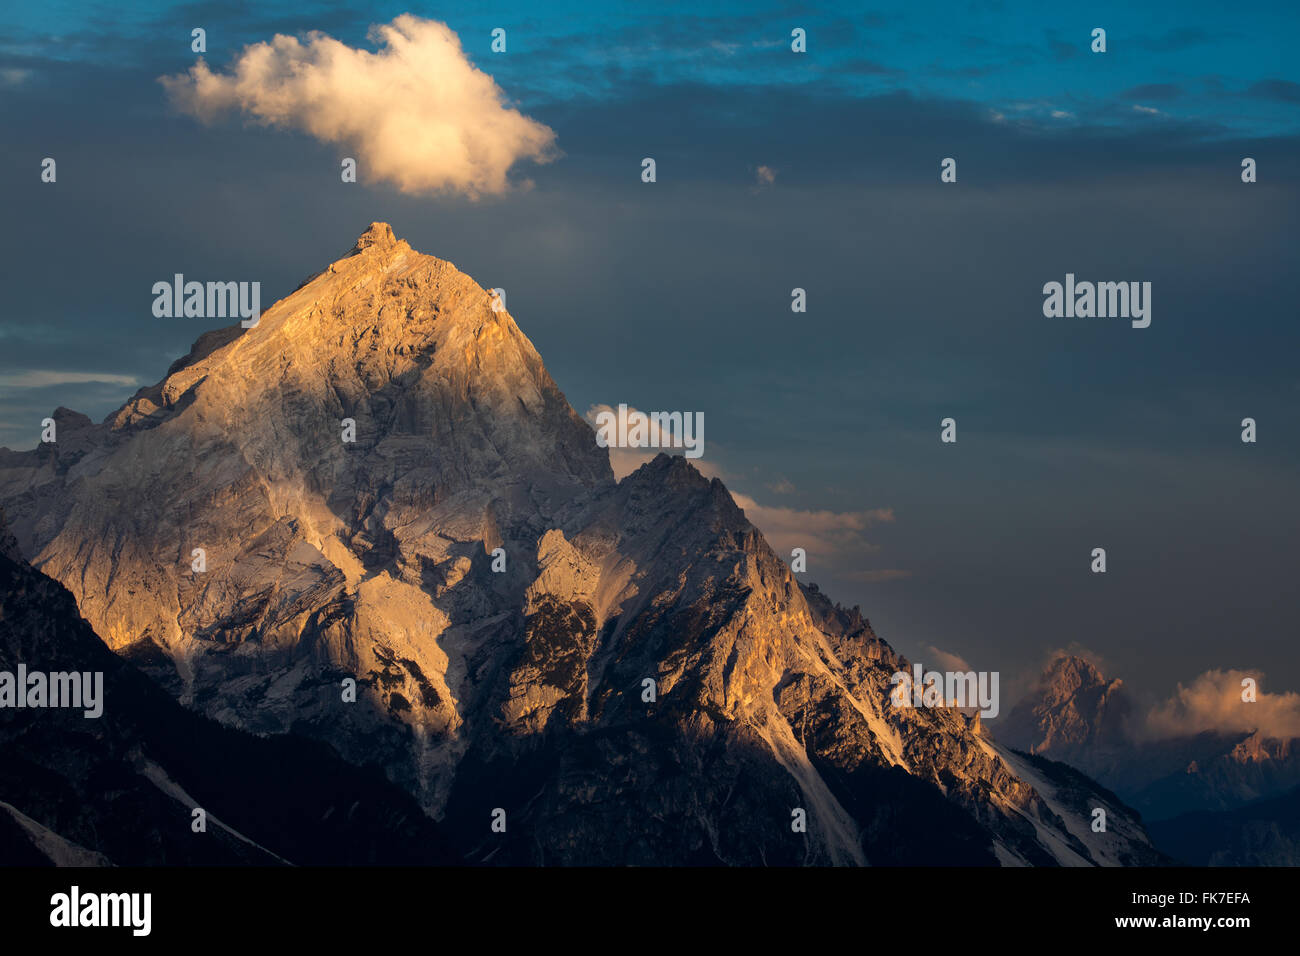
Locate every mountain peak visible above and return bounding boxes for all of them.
[999,654,1133,756]
[349,221,400,255]
[1042,655,1111,696]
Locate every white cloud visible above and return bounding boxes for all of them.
[585,403,718,480]
[160,15,557,198]
[729,491,892,560]
[1132,104,1161,115]
[924,645,972,673]
[1144,669,1300,740]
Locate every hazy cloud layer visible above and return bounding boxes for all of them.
[0,370,139,389]
[160,15,557,197]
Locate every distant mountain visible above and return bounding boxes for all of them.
[0,509,458,865]
[1001,655,1134,764]
[0,224,1163,865]
[1001,655,1300,824]
[1148,785,1300,865]
[1128,731,1300,820]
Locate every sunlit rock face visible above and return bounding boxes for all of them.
[0,507,459,865]
[0,225,1164,865]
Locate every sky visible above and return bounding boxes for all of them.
[1,0,1297,721]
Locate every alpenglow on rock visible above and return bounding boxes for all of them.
[0,224,1164,865]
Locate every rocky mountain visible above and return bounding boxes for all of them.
[1001,655,1300,824]
[0,508,458,865]
[0,223,1164,865]
[1001,655,1134,762]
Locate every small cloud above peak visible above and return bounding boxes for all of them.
[159,15,557,199]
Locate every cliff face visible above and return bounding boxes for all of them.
[0,224,1162,865]
[0,508,458,865]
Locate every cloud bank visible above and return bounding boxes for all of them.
[1144,669,1300,741]
[160,15,557,197]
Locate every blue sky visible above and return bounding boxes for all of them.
[5,1,1298,134]
[0,0,1297,710]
